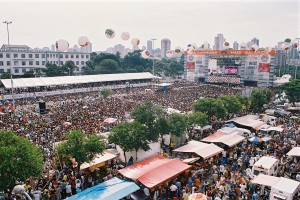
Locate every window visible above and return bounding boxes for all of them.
[81,61,84,65]
[65,54,69,58]
[14,54,18,58]
[14,61,19,66]
[7,69,11,73]
[7,61,10,66]
[60,61,63,65]
[42,54,45,58]
[22,68,26,73]
[81,55,84,58]
[47,54,49,57]
[0,53,3,58]
[71,55,74,58]
[21,54,26,58]
[14,69,19,73]
[76,61,79,65]
[60,54,63,58]
[42,61,45,65]
[86,55,89,59]
[0,69,4,73]
[22,61,26,66]
[29,54,33,58]
[35,54,39,58]
[50,54,52,58]
[36,61,39,65]
[76,55,79,59]
[0,61,3,66]
[6,53,10,58]
[29,61,33,65]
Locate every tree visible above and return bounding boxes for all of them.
[187,112,209,127]
[193,98,227,119]
[62,60,77,75]
[0,131,43,190]
[57,130,105,171]
[131,102,168,142]
[281,79,300,105]
[235,94,250,109]
[250,89,272,112]
[0,73,11,79]
[168,113,188,137]
[22,70,35,78]
[219,95,242,114]
[99,88,112,99]
[95,59,123,74]
[109,122,150,162]
[42,63,64,77]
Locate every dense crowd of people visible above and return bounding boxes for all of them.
[0,81,299,200]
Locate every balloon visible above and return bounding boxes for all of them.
[223,41,230,47]
[174,46,182,54]
[141,50,151,59]
[203,41,210,49]
[166,50,174,58]
[78,36,90,47]
[293,42,298,48]
[191,43,198,49]
[284,38,291,43]
[240,42,247,49]
[121,32,130,41]
[187,47,194,55]
[131,38,140,46]
[282,42,290,50]
[251,44,259,52]
[55,39,69,52]
[188,55,195,62]
[265,46,272,53]
[105,29,115,39]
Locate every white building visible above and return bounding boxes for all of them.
[0,44,91,75]
[161,38,171,59]
[213,33,226,50]
[233,41,239,50]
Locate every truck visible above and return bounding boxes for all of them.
[270,177,300,200]
[252,156,279,177]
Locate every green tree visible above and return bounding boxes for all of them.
[250,89,272,112]
[122,50,152,72]
[99,88,112,99]
[95,59,123,74]
[109,122,150,162]
[0,72,11,79]
[235,94,250,109]
[168,113,188,137]
[22,70,35,78]
[193,98,227,119]
[0,131,43,190]
[219,95,242,114]
[57,130,105,171]
[281,79,300,105]
[42,63,64,77]
[62,60,77,75]
[187,112,209,127]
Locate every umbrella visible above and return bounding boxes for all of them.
[290,116,299,119]
[250,137,260,144]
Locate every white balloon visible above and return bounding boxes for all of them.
[191,43,198,49]
[105,29,115,39]
[55,39,69,52]
[265,46,272,53]
[240,42,247,49]
[141,50,151,59]
[187,55,195,62]
[131,38,140,46]
[282,42,290,50]
[203,41,210,49]
[174,46,182,54]
[251,44,259,52]
[78,36,90,47]
[121,32,130,41]
[166,50,174,58]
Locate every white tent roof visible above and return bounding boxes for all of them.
[80,151,117,170]
[1,72,157,89]
[272,177,300,194]
[251,174,280,187]
[201,131,245,147]
[228,115,265,130]
[253,156,278,169]
[287,147,300,157]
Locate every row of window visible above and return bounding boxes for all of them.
[0,67,82,74]
[0,53,89,59]
[0,60,85,66]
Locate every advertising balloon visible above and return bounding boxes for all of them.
[251,44,259,52]
[284,38,291,43]
[121,32,130,41]
[55,39,69,52]
[174,46,182,54]
[203,41,210,49]
[78,36,90,47]
[105,29,115,39]
[223,41,230,47]
[131,38,140,46]
[188,55,195,62]
[293,42,298,48]
[282,42,290,50]
[265,46,272,53]
[240,42,247,49]
[141,50,151,59]
[166,50,174,58]
[187,47,194,55]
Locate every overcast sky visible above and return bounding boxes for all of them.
[0,0,299,51]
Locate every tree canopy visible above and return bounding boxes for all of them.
[187,112,209,127]
[0,131,43,190]
[219,95,242,114]
[281,79,300,105]
[250,89,272,112]
[193,98,227,119]
[99,88,112,99]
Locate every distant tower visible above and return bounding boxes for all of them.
[251,37,259,46]
[233,41,239,50]
[161,38,171,59]
[147,40,153,51]
[213,33,226,50]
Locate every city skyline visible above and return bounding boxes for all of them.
[0,0,299,51]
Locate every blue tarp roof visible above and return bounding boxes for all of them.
[225,123,236,128]
[67,178,139,200]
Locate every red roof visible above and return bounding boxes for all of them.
[119,155,191,188]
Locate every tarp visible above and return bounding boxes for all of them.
[251,174,280,187]
[267,127,283,132]
[67,178,139,200]
[287,147,300,157]
[201,132,245,147]
[182,157,200,164]
[118,155,191,188]
[227,115,265,130]
[225,123,235,128]
[80,151,117,170]
[173,140,224,159]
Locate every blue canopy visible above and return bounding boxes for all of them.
[225,123,236,128]
[67,178,139,200]
[252,137,259,144]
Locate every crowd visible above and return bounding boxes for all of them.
[0,81,299,200]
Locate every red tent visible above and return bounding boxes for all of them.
[119,155,191,188]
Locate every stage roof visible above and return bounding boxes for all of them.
[1,72,157,89]
[118,154,191,188]
[67,177,139,200]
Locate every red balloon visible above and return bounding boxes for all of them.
[293,43,298,48]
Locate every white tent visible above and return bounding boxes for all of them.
[287,147,300,157]
[251,174,280,187]
[80,151,117,170]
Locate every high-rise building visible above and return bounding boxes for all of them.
[251,37,259,46]
[233,41,239,50]
[147,40,153,51]
[213,34,226,50]
[290,44,299,59]
[161,38,171,59]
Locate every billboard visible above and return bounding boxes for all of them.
[224,66,238,74]
[258,63,270,72]
[186,62,195,69]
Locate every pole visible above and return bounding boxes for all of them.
[151,38,157,75]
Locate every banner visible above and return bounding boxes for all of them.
[258,63,270,72]
[186,62,195,69]
[184,50,276,55]
[224,66,238,74]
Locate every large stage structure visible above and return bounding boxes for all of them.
[184,49,276,87]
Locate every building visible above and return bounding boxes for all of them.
[290,44,299,59]
[213,34,226,50]
[147,40,153,51]
[160,38,171,59]
[251,37,259,46]
[0,44,91,75]
[233,41,239,50]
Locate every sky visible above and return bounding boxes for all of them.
[0,0,299,51]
